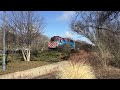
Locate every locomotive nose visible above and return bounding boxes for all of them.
[48,41,58,48]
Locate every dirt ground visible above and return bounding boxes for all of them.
[33,72,57,79]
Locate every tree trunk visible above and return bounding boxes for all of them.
[21,48,31,61]
[27,49,30,61]
[22,49,27,61]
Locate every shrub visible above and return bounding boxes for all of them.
[56,61,96,79]
[32,50,63,62]
[31,50,39,57]
[9,53,23,61]
[58,44,71,54]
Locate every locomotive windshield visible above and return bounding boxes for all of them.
[50,37,54,41]
[50,36,60,41]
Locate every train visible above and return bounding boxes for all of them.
[48,36,75,50]
[48,36,94,52]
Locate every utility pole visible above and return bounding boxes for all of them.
[2,11,6,71]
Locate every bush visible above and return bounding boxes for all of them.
[31,50,40,57]
[80,43,94,52]
[92,30,120,68]
[32,50,63,62]
[58,44,71,54]
[5,53,24,62]
[56,61,96,79]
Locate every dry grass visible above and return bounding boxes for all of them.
[94,66,120,79]
[56,61,96,79]
[67,50,120,79]
[0,60,50,75]
[69,50,102,67]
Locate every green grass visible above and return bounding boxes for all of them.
[0,60,50,75]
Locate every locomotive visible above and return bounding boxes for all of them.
[48,36,75,50]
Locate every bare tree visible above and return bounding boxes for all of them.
[70,11,120,66]
[31,34,49,51]
[71,11,120,44]
[6,11,45,61]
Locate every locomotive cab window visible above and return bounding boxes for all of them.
[50,37,54,41]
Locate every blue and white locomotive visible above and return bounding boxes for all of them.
[48,36,75,49]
